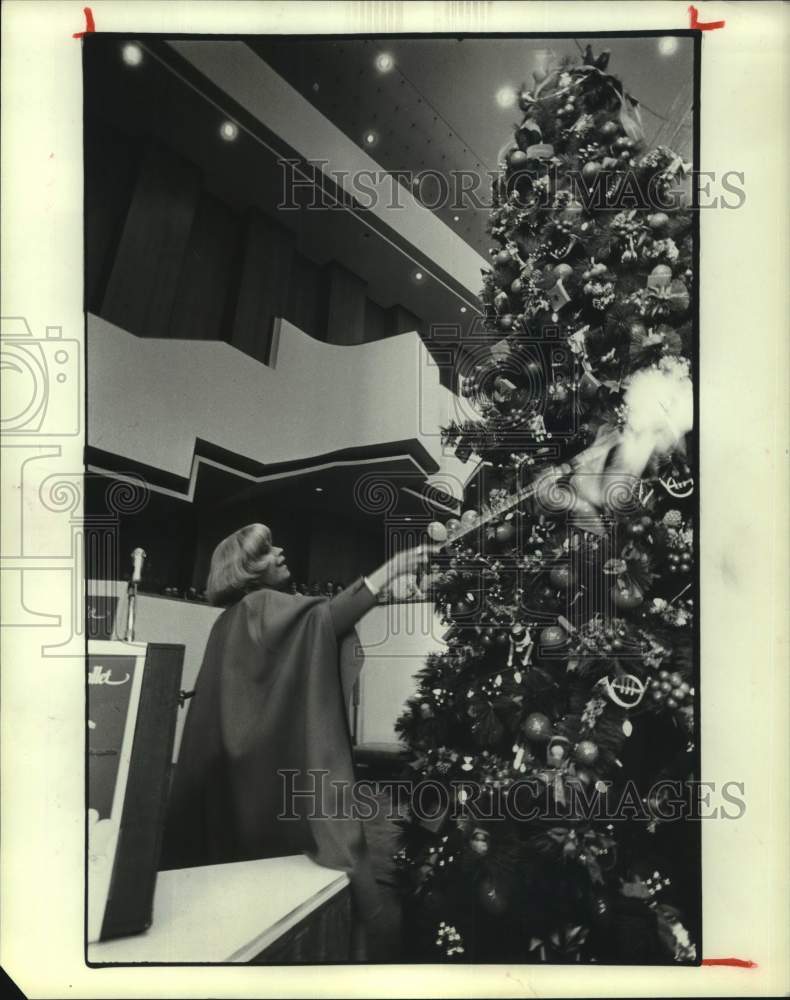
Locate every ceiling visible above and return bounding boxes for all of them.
[85,34,693,344]
[250,34,695,258]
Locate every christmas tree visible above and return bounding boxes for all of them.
[395,47,699,964]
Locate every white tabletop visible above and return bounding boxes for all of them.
[88,855,349,963]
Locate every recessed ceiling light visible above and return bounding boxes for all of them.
[453,215,460,222]
[460,306,467,313]
[658,36,679,56]
[404,516,412,522]
[364,131,377,145]
[495,86,517,109]
[315,487,323,493]
[414,270,424,282]
[121,43,143,67]
[219,121,239,142]
[375,52,394,73]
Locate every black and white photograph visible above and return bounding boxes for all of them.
[0,2,788,997]
[82,27,702,966]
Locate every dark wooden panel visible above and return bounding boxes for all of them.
[84,119,139,314]
[325,262,367,346]
[169,194,241,342]
[251,885,351,963]
[230,211,296,363]
[101,143,201,338]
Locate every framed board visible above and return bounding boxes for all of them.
[87,640,184,944]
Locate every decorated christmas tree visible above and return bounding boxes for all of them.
[395,47,699,964]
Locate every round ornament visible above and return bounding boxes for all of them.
[494,521,515,545]
[611,581,644,610]
[460,510,479,528]
[575,739,599,765]
[647,212,669,231]
[427,521,448,543]
[523,712,553,742]
[445,518,462,537]
[540,624,567,648]
[582,161,602,180]
[509,149,529,169]
[648,263,673,290]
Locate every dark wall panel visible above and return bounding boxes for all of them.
[324,262,367,346]
[230,210,296,363]
[101,143,201,338]
[285,252,323,341]
[84,119,139,314]
[169,194,240,342]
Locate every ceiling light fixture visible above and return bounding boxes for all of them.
[375,52,394,73]
[121,42,143,67]
[414,270,424,282]
[315,487,324,493]
[460,306,467,313]
[219,120,239,142]
[363,130,378,146]
[657,36,679,56]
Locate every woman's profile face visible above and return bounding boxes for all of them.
[257,533,291,590]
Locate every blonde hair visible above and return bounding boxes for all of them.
[206,523,274,607]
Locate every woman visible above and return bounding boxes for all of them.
[160,523,434,959]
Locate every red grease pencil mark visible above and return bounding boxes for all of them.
[72,7,95,39]
[701,958,757,968]
[688,5,725,31]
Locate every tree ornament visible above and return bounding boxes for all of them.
[468,827,490,856]
[575,739,600,765]
[647,263,673,291]
[547,735,571,764]
[611,580,644,610]
[582,160,602,180]
[460,509,479,528]
[540,624,568,648]
[427,521,448,543]
[647,211,669,231]
[494,520,515,545]
[523,712,553,741]
[549,565,575,590]
[600,674,646,708]
[553,262,573,280]
[446,517,461,536]
[479,875,508,915]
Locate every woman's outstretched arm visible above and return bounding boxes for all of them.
[327,543,438,636]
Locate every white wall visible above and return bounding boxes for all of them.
[88,313,474,498]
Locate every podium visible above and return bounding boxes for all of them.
[88,640,184,943]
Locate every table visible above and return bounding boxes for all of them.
[88,855,350,964]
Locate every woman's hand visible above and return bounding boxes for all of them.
[365,543,441,595]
